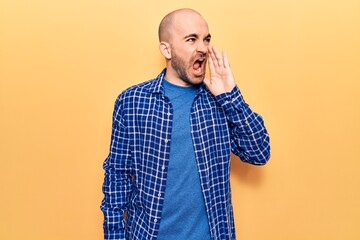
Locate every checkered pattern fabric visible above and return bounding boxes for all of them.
[101,69,270,240]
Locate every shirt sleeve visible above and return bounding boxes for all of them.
[100,96,132,240]
[215,85,270,165]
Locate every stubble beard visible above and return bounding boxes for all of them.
[171,49,204,86]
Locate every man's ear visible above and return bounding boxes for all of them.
[159,41,171,59]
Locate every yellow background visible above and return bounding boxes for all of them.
[1,0,359,239]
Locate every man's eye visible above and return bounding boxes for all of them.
[187,38,196,42]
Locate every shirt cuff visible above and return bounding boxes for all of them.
[215,85,245,114]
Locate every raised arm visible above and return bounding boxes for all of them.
[216,87,270,164]
[205,45,270,164]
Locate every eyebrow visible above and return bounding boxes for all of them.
[184,33,212,40]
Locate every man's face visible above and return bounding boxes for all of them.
[167,13,211,86]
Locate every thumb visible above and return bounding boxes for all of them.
[203,77,210,87]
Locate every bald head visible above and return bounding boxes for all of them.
[158,8,205,42]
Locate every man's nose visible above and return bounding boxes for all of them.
[197,41,208,54]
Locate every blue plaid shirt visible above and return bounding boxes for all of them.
[101,69,270,240]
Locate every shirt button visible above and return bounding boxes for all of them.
[164,139,169,143]
[158,193,161,197]
[154,219,158,223]
[161,166,165,170]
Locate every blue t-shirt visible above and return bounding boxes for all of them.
[157,80,211,240]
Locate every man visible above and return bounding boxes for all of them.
[101,8,270,240]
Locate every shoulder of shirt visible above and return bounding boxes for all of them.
[124,74,162,95]
[121,79,154,95]
[111,79,156,116]
[116,70,165,101]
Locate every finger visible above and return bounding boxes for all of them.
[208,46,217,67]
[223,50,230,68]
[207,46,215,71]
[212,46,223,67]
[208,45,219,67]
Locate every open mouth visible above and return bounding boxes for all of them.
[193,58,206,74]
